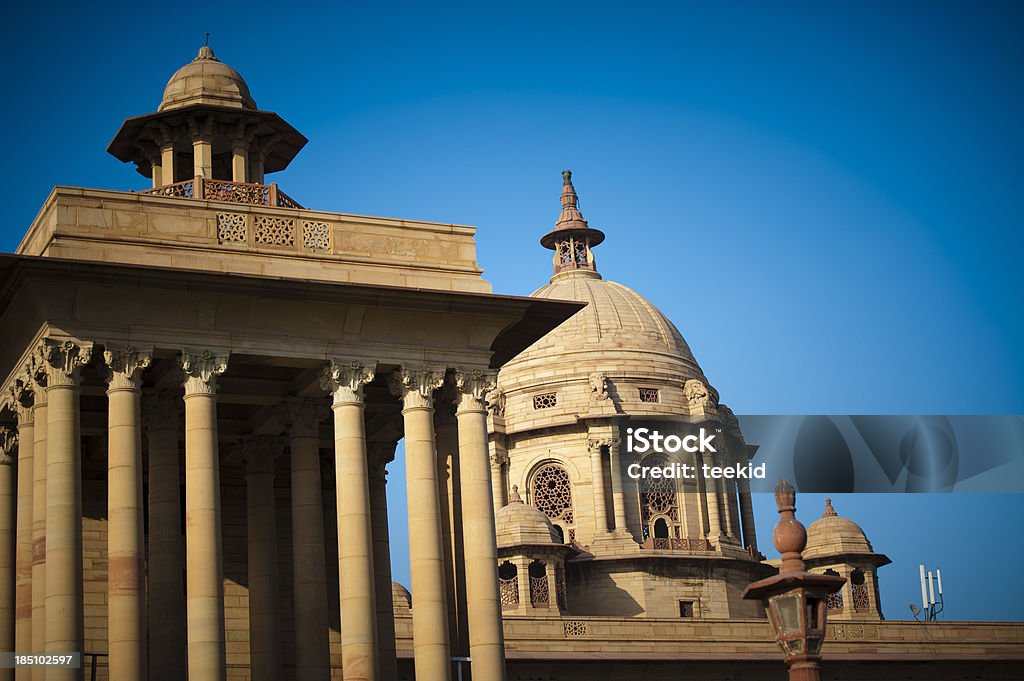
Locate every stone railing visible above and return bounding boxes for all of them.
[141,176,302,209]
[640,537,715,552]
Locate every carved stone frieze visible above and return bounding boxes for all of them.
[103,345,153,391]
[0,423,17,466]
[142,389,181,431]
[320,360,376,405]
[41,338,93,388]
[454,368,497,413]
[280,397,329,436]
[389,366,445,410]
[180,349,229,396]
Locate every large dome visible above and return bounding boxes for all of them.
[159,46,257,112]
[495,496,561,548]
[804,499,875,560]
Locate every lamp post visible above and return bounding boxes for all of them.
[743,480,845,681]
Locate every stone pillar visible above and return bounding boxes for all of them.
[0,422,16,678]
[736,477,758,553]
[607,441,629,534]
[180,349,229,681]
[282,399,331,681]
[702,454,723,541]
[720,477,736,539]
[231,140,249,183]
[150,156,163,188]
[160,143,175,185]
[9,381,33,680]
[389,367,451,681]
[454,370,506,681]
[368,441,398,681]
[42,339,91,681]
[587,439,609,538]
[321,360,378,681]
[434,394,466,659]
[143,390,186,681]
[28,357,46,681]
[103,347,152,681]
[192,122,213,179]
[240,436,282,681]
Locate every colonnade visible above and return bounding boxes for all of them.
[0,341,507,681]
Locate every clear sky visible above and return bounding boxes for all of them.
[1,2,1021,620]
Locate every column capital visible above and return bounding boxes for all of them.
[180,348,229,396]
[490,450,509,468]
[7,374,35,425]
[320,359,376,406]
[368,440,397,480]
[454,368,497,414]
[239,435,284,474]
[103,345,153,392]
[389,366,445,410]
[142,389,181,431]
[0,422,16,466]
[279,397,329,437]
[586,437,615,455]
[41,338,93,388]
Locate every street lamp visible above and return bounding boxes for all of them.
[744,480,845,681]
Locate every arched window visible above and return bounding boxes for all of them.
[530,463,574,543]
[528,560,549,607]
[824,569,844,611]
[851,569,869,611]
[639,458,680,542]
[498,561,519,609]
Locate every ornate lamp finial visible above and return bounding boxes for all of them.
[539,170,606,277]
[772,479,807,574]
[562,169,572,185]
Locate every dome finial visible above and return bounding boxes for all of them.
[539,170,607,278]
[195,35,218,62]
[772,479,807,574]
[509,485,523,504]
[823,497,837,517]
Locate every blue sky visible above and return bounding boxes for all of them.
[1,2,1021,620]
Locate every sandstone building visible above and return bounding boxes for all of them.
[0,46,1021,681]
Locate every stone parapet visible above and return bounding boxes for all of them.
[18,187,490,293]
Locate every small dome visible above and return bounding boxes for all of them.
[159,46,257,112]
[391,582,411,611]
[804,499,875,559]
[495,496,561,548]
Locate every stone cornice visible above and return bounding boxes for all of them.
[41,338,93,388]
[389,366,445,410]
[180,348,229,396]
[103,345,153,392]
[320,360,376,406]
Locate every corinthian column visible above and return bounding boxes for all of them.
[240,436,283,681]
[607,439,629,534]
[0,422,16,679]
[9,379,33,681]
[587,439,609,539]
[42,338,91,681]
[143,390,186,681]
[28,354,47,681]
[389,367,451,681]
[281,399,330,681]
[454,370,506,681]
[180,349,228,681]
[701,453,723,542]
[368,441,397,681]
[737,477,758,554]
[321,360,378,681]
[103,346,152,681]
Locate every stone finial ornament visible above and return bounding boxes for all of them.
[823,498,837,517]
[772,479,807,574]
[509,485,524,504]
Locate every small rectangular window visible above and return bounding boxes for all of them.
[533,392,557,409]
[679,600,695,618]
[638,387,660,403]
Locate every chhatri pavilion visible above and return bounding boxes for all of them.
[0,46,1020,681]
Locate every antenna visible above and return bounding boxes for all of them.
[918,563,945,621]
[909,603,921,621]
[204,32,210,47]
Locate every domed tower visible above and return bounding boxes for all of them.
[108,45,306,201]
[488,172,771,618]
[804,499,890,620]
